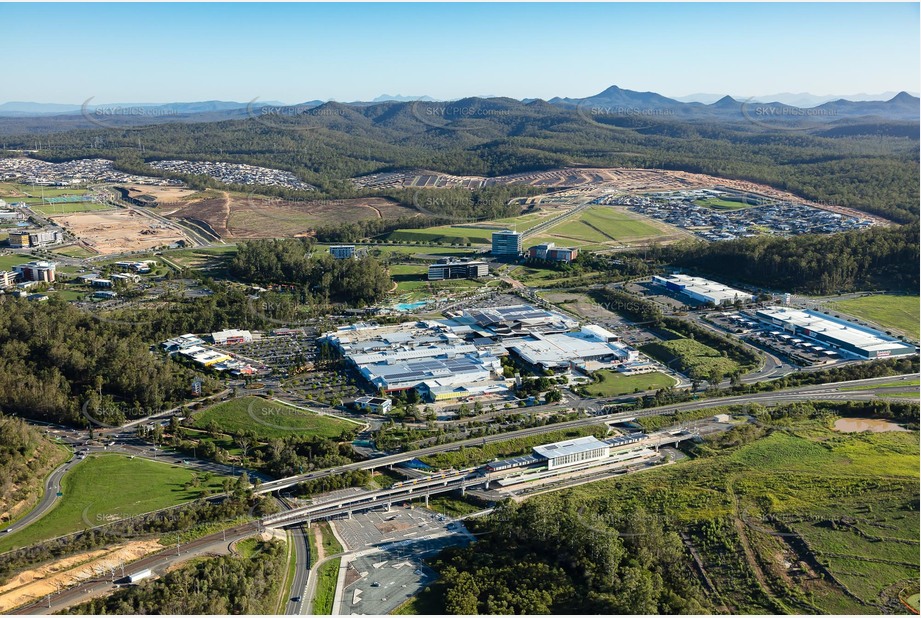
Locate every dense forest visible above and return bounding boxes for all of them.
[652,223,920,294]
[0,415,68,525]
[229,239,393,305]
[431,495,710,614]
[64,538,286,614]
[0,298,220,426]
[3,97,917,223]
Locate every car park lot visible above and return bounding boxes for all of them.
[335,504,473,616]
[708,312,840,366]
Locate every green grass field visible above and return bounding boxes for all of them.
[640,338,740,380]
[0,182,91,205]
[0,253,35,270]
[583,370,677,397]
[0,454,228,553]
[191,396,358,440]
[32,202,110,216]
[829,294,920,340]
[51,245,96,258]
[526,206,665,250]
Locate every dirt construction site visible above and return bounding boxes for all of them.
[0,540,162,612]
[162,193,418,239]
[49,210,188,254]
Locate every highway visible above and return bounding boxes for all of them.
[4,373,916,613]
[9,521,261,615]
[255,373,919,494]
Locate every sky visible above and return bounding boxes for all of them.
[1,2,918,104]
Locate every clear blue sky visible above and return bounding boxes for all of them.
[2,3,917,103]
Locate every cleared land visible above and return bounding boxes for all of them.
[48,209,186,254]
[693,197,753,210]
[570,422,920,613]
[163,192,416,239]
[584,370,676,397]
[191,396,357,440]
[0,454,227,553]
[828,294,920,341]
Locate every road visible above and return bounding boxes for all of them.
[3,451,74,535]
[255,373,919,494]
[9,522,261,615]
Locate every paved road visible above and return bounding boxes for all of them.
[9,522,261,615]
[256,373,920,494]
[4,451,74,534]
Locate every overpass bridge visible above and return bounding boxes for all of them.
[262,470,481,528]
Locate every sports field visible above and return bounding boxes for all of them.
[31,201,110,216]
[0,182,90,206]
[0,454,228,553]
[583,370,676,397]
[191,396,359,440]
[828,294,920,340]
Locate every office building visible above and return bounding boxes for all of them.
[427,258,488,281]
[527,242,578,263]
[13,261,56,283]
[330,245,356,260]
[491,230,522,256]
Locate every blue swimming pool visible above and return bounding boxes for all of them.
[394,301,429,311]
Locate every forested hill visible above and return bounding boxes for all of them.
[0,415,69,525]
[1,96,918,223]
[652,223,920,295]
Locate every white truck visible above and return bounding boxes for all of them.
[127,568,152,584]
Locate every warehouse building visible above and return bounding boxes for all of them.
[752,307,915,359]
[491,230,522,256]
[532,436,611,470]
[428,258,488,281]
[505,325,639,371]
[211,329,254,345]
[653,274,754,305]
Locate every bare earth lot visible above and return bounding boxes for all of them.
[50,210,187,254]
[164,194,417,239]
[119,184,201,202]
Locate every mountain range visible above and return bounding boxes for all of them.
[0,86,916,137]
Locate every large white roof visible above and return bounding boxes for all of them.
[533,436,609,460]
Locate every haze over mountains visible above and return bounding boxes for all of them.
[2,85,918,116]
[0,85,916,138]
